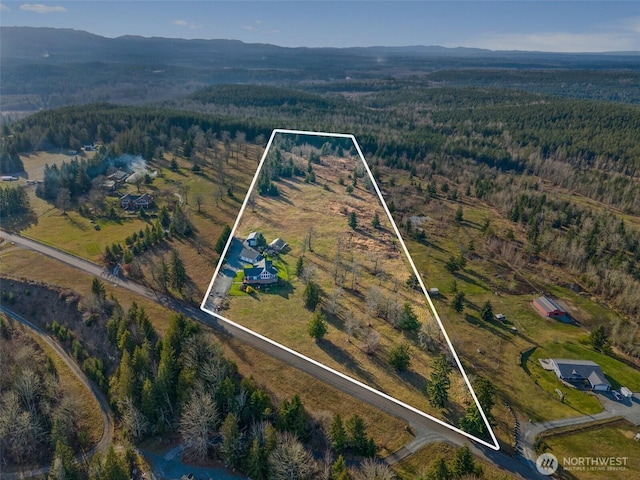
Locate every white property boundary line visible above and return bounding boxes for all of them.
[201,128,500,451]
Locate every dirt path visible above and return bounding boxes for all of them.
[0,305,114,480]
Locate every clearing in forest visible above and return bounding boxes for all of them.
[201,129,498,450]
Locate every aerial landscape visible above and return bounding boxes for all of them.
[1,2,640,480]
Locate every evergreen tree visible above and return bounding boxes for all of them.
[425,457,450,480]
[452,291,465,313]
[215,224,232,255]
[450,445,476,478]
[329,413,347,451]
[170,250,187,293]
[112,350,135,401]
[398,302,420,331]
[99,445,129,480]
[220,412,242,468]
[277,394,308,440]
[308,310,328,342]
[141,378,156,423]
[332,455,350,480]
[345,414,368,454]
[459,406,487,438]
[406,273,419,290]
[155,344,178,410]
[349,211,358,229]
[159,205,171,228]
[388,342,411,371]
[480,300,494,323]
[474,377,496,424]
[426,354,452,409]
[455,206,464,222]
[303,280,321,310]
[372,212,381,229]
[296,256,305,276]
[445,256,460,274]
[247,436,269,480]
[48,441,81,480]
[589,325,610,352]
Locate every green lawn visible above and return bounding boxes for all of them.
[533,341,640,391]
[545,420,640,480]
[228,270,246,296]
[22,204,153,262]
[528,347,603,415]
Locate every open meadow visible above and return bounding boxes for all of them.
[217,137,482,437]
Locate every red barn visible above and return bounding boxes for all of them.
[533,296,566,317]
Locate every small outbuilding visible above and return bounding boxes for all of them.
[428,288,439,296]
[533,296,566,318]
[269,237,288,252]
[246,231,261,247]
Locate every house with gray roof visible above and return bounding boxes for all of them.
[548,358,611,391]
[244,258,278,285]
[268,237,288,253]
[239,246,263,264]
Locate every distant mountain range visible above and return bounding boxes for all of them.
[2,26,638,67]
[1,27,639,113]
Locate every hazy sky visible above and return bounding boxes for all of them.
[1,1,639,52]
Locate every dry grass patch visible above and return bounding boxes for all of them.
[220,336,411,456]
[543,419,640,480]
[220,147,476,430]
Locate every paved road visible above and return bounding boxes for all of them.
[520,390,640,466]
[0,230,542,480]
[206,237,244,311]
[0,305,114,480]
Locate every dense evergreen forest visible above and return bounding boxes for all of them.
[4,81,639,337]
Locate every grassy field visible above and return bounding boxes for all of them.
[13,144,260,302]
[543,419,640,480]
[221,142,479,434]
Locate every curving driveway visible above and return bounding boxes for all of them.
[520,390,640,467]
[0,230,542,479]
[0,305,114,480]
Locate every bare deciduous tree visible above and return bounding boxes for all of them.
[180,389,219,461]
[328,287,343,315]
[195,194,204,213]
[344,312,361,343]
[362,329,381,355]
[268,432,318,480]
[355,458,396,480]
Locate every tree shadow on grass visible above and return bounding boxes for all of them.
[64,212,89,231]
[317,338,378,388]
[261,281,294,300]
[464,313,513,342]
[1,210,38,232]
[454,272,489,291]
[277,178,302,192]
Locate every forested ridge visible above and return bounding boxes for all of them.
[4,81,639,330]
